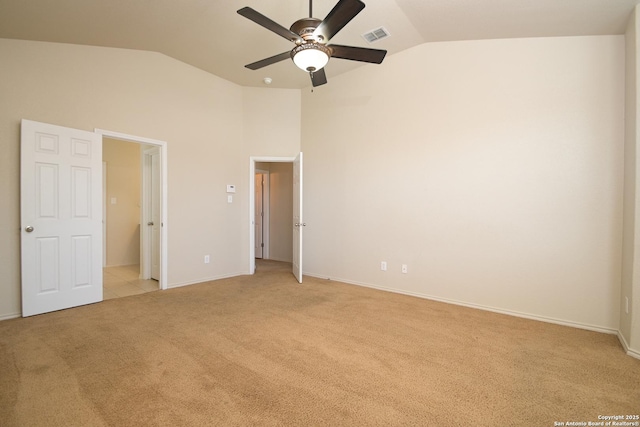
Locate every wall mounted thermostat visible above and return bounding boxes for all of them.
[226,185,236,193]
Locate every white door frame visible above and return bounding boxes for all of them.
[102,162,107,267]
[96,128,168,290]
[249,156,295,274]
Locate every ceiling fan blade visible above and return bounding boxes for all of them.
[313,0,365,41]
[238,7,302,43]
[245,51,291,70]
[329,44,387,64]
[310,68,328,87]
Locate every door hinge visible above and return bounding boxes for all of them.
[261,243,264,248]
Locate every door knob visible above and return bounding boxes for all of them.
[147,222,154,226]
[25,226,34,232]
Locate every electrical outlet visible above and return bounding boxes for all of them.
[626,296,629,314]
[381,261,387,271]
[204,255,210,264]
[401,264,408,274]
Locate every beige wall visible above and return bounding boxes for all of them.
[622,7,640,353]
[0,39,301,318]
[632,8,640,357]
[103,138,141,267]
[241,87,301,271]
[1,33,636,353]
[242,87,301,157]
[302,36,625,332]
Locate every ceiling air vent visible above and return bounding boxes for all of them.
[362,27,390,44]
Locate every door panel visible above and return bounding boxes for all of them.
[150,149,160,280]
[21,119,103,317]
[36,237,59,292]
[255,173,264,258]
[141,146,161,281]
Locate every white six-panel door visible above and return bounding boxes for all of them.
[255,173,264,259]
[143,146,161,281]
[292,152,303,283]
[21,119,103,317]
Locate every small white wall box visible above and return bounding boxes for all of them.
[226,185,236,193]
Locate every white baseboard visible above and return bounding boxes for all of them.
[304,272,620,335]
[167,272,246,289]
[0,312,21,321]
[262,257,292,263]
[617,331,640,360]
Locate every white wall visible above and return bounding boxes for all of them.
[0,39,301,318]
[302,36,625,332]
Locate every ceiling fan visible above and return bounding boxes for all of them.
[237,0,387,87]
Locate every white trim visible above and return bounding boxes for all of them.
[305,271,622,335]
[167,273,245,289]
[95,129,166,146]
[618,330,631,352]
[96,128,168,291]
[249,156,295,274]
[627,348,640,360]
[102,162,107,267]
[617,331,640,360]
[0,313,21,321]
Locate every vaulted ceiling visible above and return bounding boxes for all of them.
[0,0,638,89]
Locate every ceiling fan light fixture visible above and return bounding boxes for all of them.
[291,43,330,72]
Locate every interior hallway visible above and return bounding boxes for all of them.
[103,265,158,300]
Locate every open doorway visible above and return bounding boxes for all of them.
[249,155,302,281]
[102,139,160,299]
[254,163,293,264]
[96,128,168,294]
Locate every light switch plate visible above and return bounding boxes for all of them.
[226,184,236,193]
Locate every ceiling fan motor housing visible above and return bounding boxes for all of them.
[290,18,324,42]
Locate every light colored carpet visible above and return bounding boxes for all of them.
[1,260,638,426]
